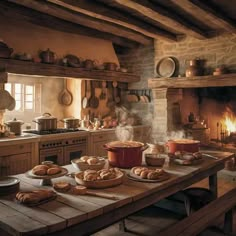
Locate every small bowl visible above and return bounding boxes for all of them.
[145,154,166,167]
[71,157,106,171]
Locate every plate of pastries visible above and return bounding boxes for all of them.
[128,166,170,182]
[75,167,124,189]
[169,151,203,165]
[26,162,68,179]
[15,189,57,207]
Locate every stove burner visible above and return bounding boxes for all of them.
[23,128,83,135]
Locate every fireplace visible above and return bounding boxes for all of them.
[148,74,236,146]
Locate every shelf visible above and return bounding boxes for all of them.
[148,73,236,89]
[0,58,140,83]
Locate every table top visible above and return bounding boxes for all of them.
[0,150,234,236]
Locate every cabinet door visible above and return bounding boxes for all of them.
[92,141,108,156]
[0,153,32,176]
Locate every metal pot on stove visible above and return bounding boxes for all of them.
[33,113,57,131]
[4,118,24,135]
[61,117,80,129]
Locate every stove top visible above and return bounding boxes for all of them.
[23,128,83,135]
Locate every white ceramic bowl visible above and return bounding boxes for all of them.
[71,157,106,171]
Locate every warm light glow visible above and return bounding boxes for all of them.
[223,108,236,133]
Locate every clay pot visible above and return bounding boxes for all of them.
[0,41,13,58]
[40,48,56,64]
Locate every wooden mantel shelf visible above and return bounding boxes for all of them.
[148,73,236,89]
[0,58,140,83]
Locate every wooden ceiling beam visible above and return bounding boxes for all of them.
[46,0,180,42]
[106,0,208,39]
[0,1,139,49]
[188,0,236,33]
[7,0,153,45]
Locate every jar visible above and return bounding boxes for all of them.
[185,59,203,77]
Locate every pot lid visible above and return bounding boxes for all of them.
[5,118,24,124]
[106,141,144,148]
[63,117,79,121]
[35,112,56,120]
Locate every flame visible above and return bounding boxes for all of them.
[223,108,236,133]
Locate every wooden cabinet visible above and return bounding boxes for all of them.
[0,142,38,176]
[89,130,117,156]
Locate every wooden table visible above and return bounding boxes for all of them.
[0,150,234,236]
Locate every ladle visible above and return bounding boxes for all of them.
[59,79,73,106]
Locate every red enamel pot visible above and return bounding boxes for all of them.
[166,139,200,154]
[103,141,148,168]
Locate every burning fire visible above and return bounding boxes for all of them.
[223,108,236,133]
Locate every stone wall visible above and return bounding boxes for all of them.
[154,33,236,77]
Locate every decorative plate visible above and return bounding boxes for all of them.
[128,171,170,183]
[156,57,176,78]
[25,167,68,179]
[0,177,20,187]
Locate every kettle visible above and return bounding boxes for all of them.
[39,48,56,64]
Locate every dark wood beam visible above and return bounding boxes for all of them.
[7,0,153,45]
[47,0,179,42]
[0,1,139,49]
[189,0,236,33]
[105,0,208,39]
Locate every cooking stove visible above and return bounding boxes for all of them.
[23,128,83,135]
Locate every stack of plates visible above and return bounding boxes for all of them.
[0,176,20,196]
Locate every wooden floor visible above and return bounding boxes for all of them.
[93,175,236,236]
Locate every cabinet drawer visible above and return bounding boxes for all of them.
[0,143,32,156]
[92,132,117,142]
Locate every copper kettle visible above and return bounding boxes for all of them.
[40,48,56,64]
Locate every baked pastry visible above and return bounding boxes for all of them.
[80,156,90,162]
[47,167,61,175]
[32,164,49,176]
[16,189,56,204]
[131,166,166,180]
[53,182,71,192]
[70,186,87,195]
[87,157,99,165]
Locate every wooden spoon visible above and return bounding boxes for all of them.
[82,80,88,109]
[72,186,119,200]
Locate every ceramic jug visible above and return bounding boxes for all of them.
[185,59,203,77]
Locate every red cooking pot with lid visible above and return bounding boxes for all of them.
[166,139,200,154]
[103,141,148,168]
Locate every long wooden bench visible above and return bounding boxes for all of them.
[158,187,236,236]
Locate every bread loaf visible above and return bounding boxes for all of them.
[32,164,49,176]
[47,167,61,175]
[16,189,56,204]
[131,166,166,180]
[53,182,71,192]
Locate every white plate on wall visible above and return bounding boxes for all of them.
[156,57,176,78]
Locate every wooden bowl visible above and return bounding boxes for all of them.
[145,154,166,167]
[71,157,106,171]
[74,171,124,189]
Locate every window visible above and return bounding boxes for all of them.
[5,82,41,113]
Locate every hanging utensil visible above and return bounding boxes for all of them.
[82,80,88,109]
[106,82,115,108]
[113,81,120,104]
[89,81,99,109]
[99,81,106,100]
[59,79,73,106]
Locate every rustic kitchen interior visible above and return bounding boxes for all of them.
[0,0,236,235]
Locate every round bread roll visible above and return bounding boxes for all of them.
[47,167,61,175]
[71,186,87,195]
[147,171,161,180]
[84,172,98,181]
[53,182,71,192]
[80,156,90,162]
[32,164,49,175]
[87,157,98,165]
[140,170,150,179]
